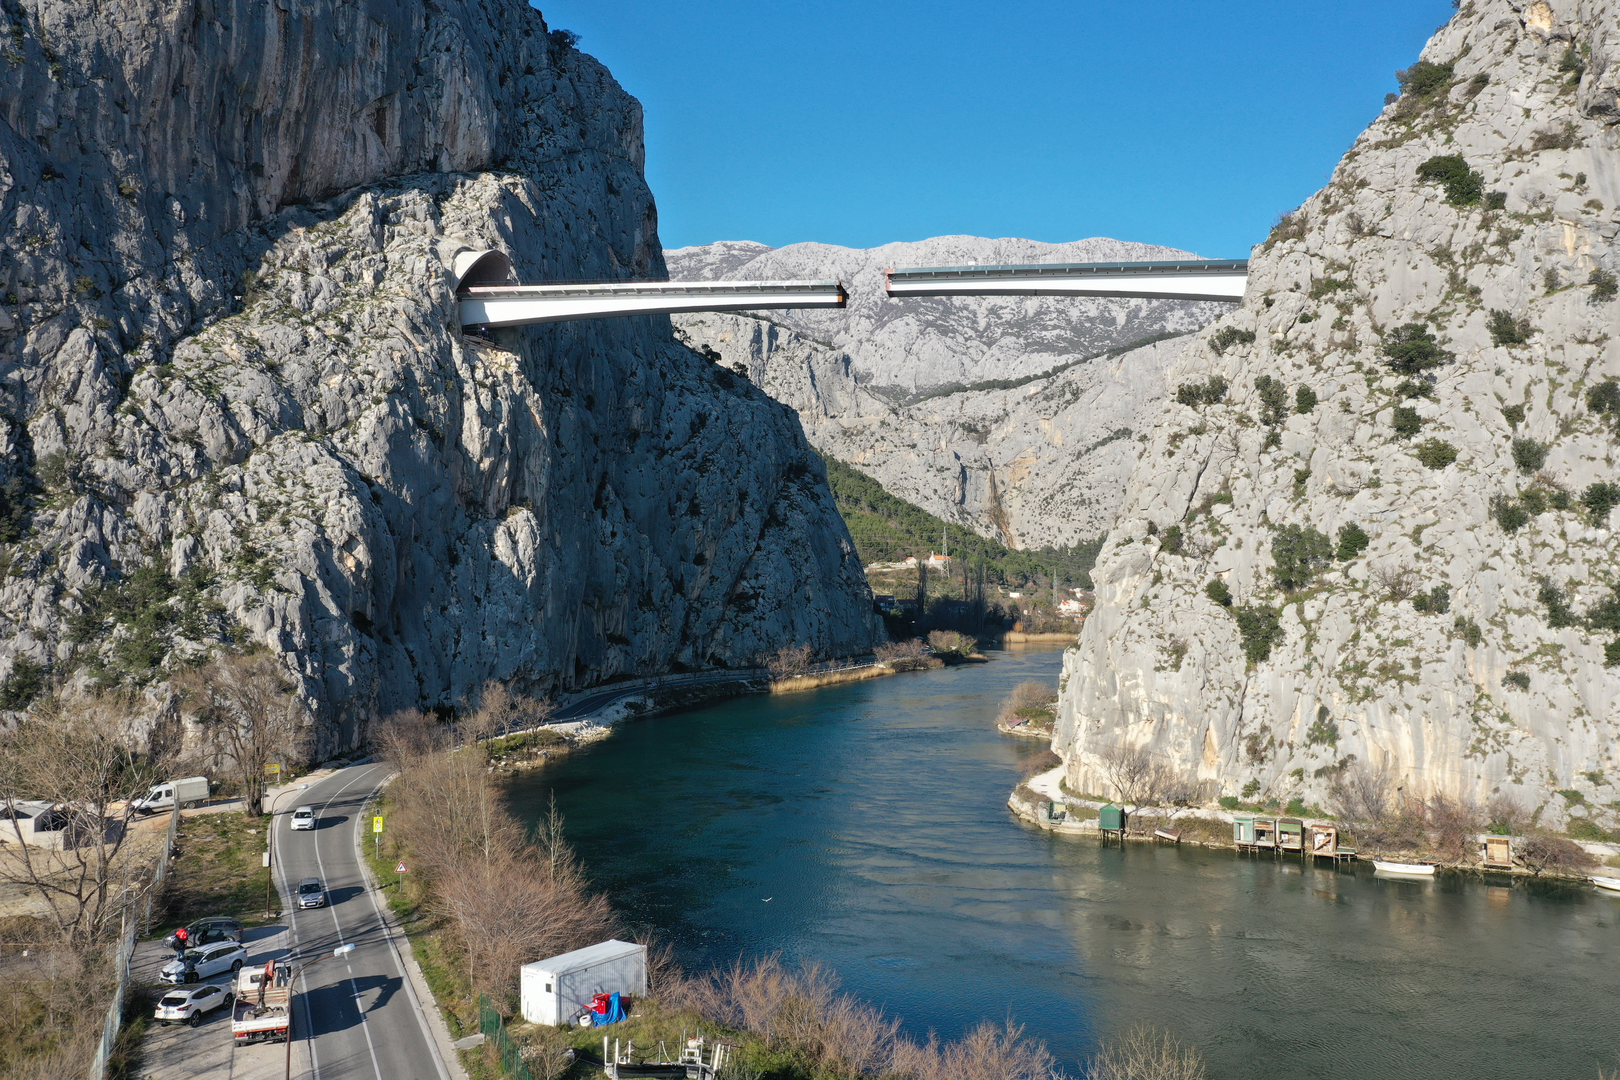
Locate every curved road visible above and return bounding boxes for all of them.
[271,763,453,1080]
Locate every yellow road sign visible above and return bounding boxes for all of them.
[373,816,384,834]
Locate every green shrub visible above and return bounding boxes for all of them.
[1219,795,1241,811]
[1255,375,1289,427]
[1415,155,1484,207]
[1606,640,1620,667]
[1503,670,1530,690]
[1382,323,1452,375]
[1588,588,1620,633]
[1392,406,1424,438]
[1538,578,1577,628]
[1483,191,1507,210]
[1234,605,1284,664]
[1293,469,1310,497]
[1270,524,1331,591]
[1241,779,1262,800]
[1500,403,1525,427]
[1487,309,1531,345]
[1205,579,1232,607]
[1492,495,1530,532]
[1567,818,1618,843]
[1592,267,1619,304]
[1414,439,1458,469]
[1295,385,1317,414]
[1511,438,1549,473]
[1335,523,1370,560]
[1588,380,1620,423]
[1305,707,1338,747]
[1308,278,1349,299]
[1210,326,1256,356]
[1266,214,1306,249]
[1397,60,1454,97]
[1454,616,1483,648]
[0,657,44,710]
[1160,524,1184,554]
[1520,487,1548,516]
[1412,585,1450,614]
[1176,375,1230,407]
[1559,45,1585,81]
[1579,481,1620,525]
[1398,380,1435,400]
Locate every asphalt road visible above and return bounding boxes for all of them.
[272,763,452,1080]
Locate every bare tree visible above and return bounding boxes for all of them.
[371,708,446,771]
[1514,834,1596,877]
[1084,1025,1208,1080]
[1426,794,1482,863]
[1097,743,1156,807]
[1328,759,1392,825]
[460,681,555,746]
[1370,565,1419,602]
[0,690,158,946]
[175,652,311,816]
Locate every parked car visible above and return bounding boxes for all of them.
[154,982,234,1026]
[162,917,244,951]
[159,941,248,984]
[296,877,327,909]
[289,806,316,831]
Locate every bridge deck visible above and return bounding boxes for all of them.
[885,259,1248,303]
[459,279,846,328]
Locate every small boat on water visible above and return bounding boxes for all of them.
[1592,875,1620,894]
[1373,860,1437,876]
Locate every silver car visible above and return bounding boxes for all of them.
[153,982,233,1026]
[290,805,316,830]
[159,941,247,984]
[296,877,327,909]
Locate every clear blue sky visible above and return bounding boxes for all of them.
[534,1,1457,258]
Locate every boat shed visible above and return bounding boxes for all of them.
[1482,835,1513,869]
[1232,815,1257,846]
[1099,804,1128,839]
[1278,818,1305,853]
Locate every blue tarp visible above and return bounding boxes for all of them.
[597,991,627,1025]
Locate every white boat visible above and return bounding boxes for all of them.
[1592,876,1620,894]
[1373,860,1436,876]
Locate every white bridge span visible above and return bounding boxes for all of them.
[885,259,1248,303]
[450,245,846,328]
[447,244,1246,330]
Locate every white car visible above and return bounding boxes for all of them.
[159,941,248,984]
[153,982,234,1026]
[289,806,316,830]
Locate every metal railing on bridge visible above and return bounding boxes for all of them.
[885,258,1248,303]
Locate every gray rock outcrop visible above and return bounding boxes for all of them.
[0,0,880,745]
[674,312,1191,548]
[1054,0,1620,825]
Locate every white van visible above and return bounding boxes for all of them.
[132,777,210,814]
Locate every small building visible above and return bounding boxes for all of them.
[1232,815,1258,847]
[1039,801,1068,824]
[520,940,647,1027]
[1308,822,1338,857]
[1099,804,1128,839]
[1253,817,1279,850]
[0,800,68,849]
[1482,835,1513,869]
[1278,818,1305,853]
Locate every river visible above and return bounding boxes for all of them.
[506,645,1620,1079]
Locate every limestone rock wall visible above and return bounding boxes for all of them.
[675,312,1191,548]
[0,0,880,747]
[1054,0,1620,825]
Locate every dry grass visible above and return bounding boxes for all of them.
[1084,1025,1208,1080]
[0,941,109,1080]
[158,811,279,929]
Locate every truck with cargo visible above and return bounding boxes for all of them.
[131,776,209,814]
[231,959,291,1043]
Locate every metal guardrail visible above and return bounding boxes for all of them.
[88,801,180,1080]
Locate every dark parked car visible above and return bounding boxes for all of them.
[163,916,245,951]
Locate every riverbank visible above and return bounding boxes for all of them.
[995,631,1076,644]
[1008,766,1620,883]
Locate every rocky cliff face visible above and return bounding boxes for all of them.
[667,237,1224,547]
[664,237,1223,393]
[0,0,880,746]
[1055,0,1620,825]
[674,312,1191,548]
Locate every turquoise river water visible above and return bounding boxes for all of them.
[506,645,1620,1079]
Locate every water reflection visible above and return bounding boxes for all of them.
[508,647,1620,1080]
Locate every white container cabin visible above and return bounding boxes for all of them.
[520,940,647,1026]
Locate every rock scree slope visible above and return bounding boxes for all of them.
[1055,0,1620,823]
[0,0,881,748]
